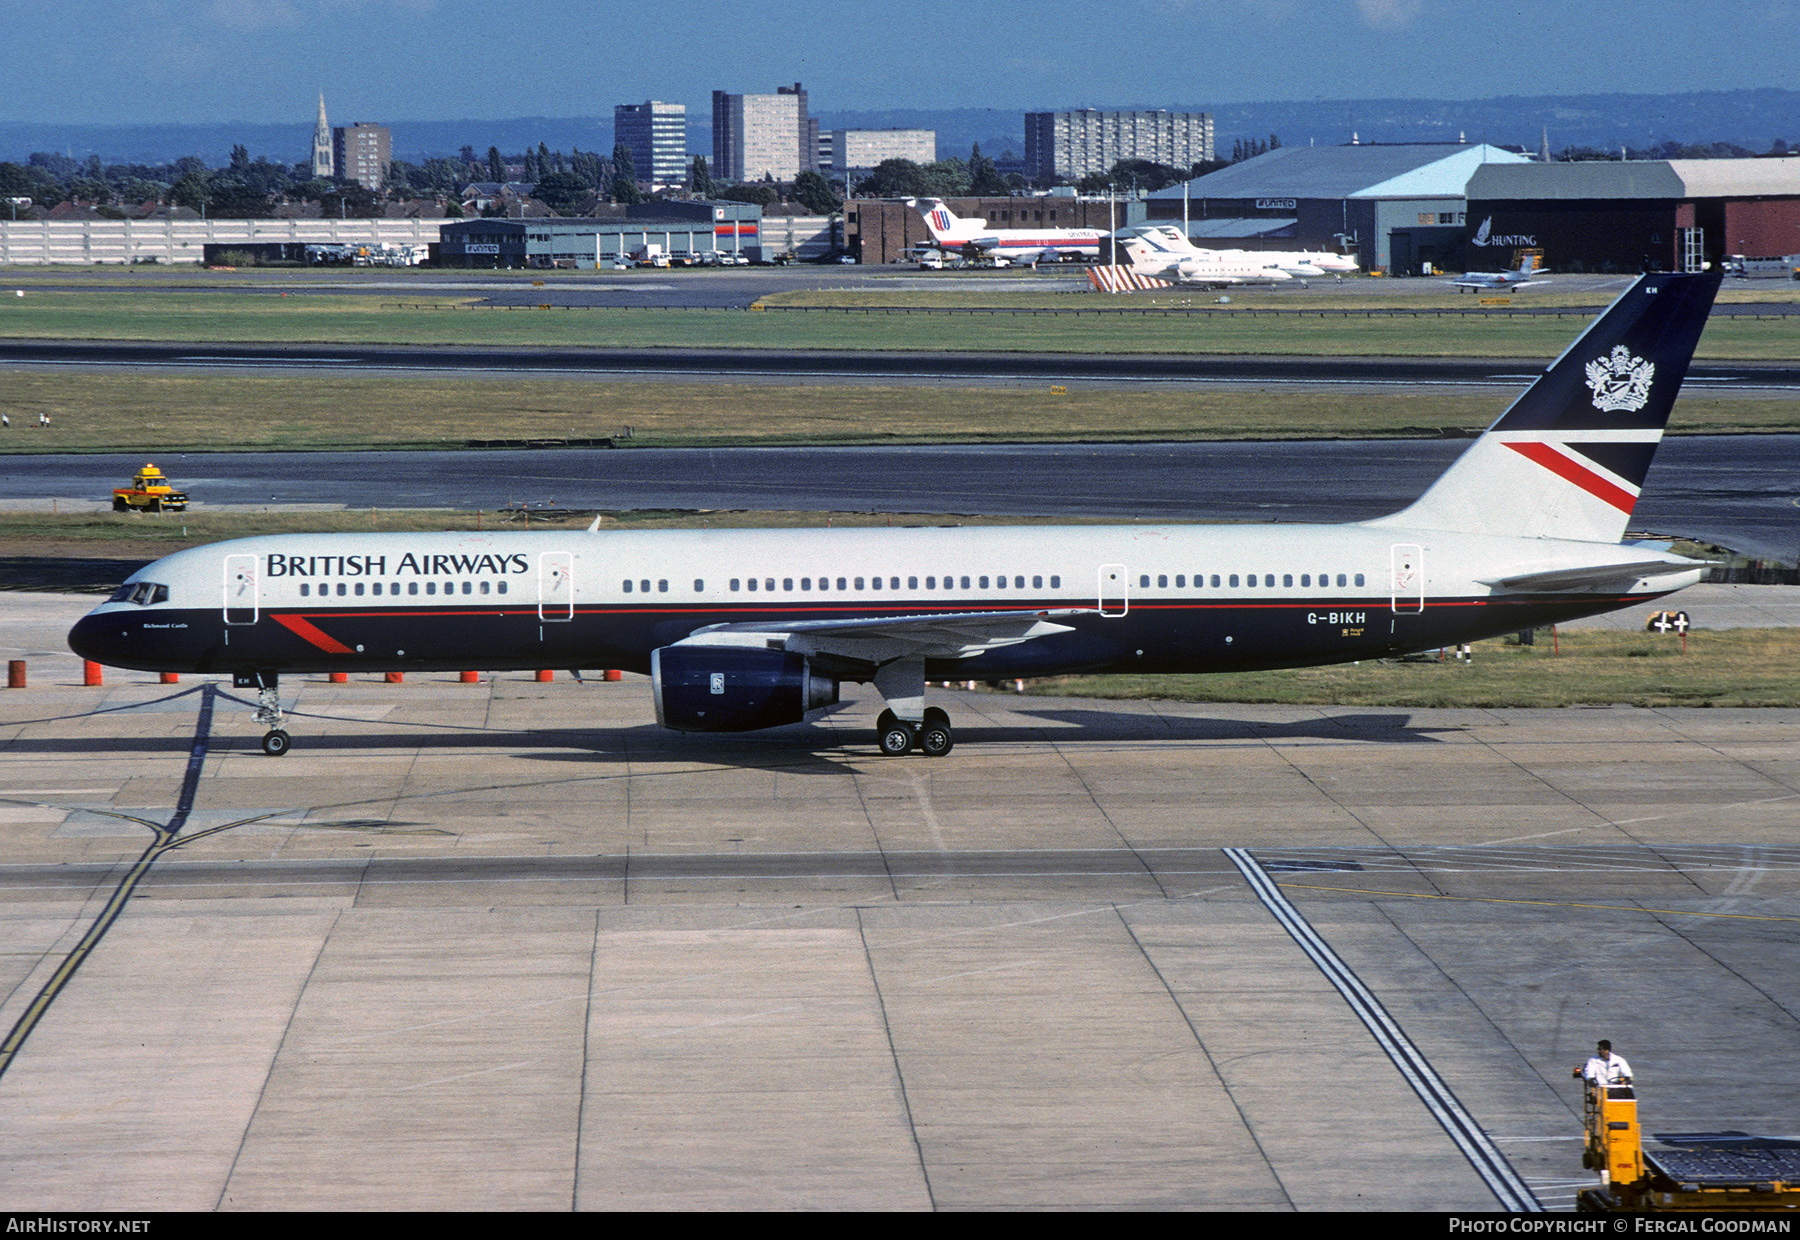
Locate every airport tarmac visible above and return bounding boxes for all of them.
[2,592,1798,1211]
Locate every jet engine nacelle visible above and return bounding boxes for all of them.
[650,644,840,733]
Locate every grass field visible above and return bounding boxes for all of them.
[1019,628,1800,709]
[763,283,1800,312]
[0,287,1795,359]
[2,370,1796,454]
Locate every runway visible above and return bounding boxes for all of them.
[7,434,1798,563]
[1,591,1798,1210]
[4,336,1800,390]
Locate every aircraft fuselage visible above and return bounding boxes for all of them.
[71,523,1692,682]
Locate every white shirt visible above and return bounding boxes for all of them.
[1582,1052,1633,1084]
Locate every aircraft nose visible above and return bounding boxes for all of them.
[68,610,126,665]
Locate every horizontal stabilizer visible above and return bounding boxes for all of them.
[1482,559,1711,592]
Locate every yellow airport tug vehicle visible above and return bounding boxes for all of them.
[112,463,188,513]
[1578,1080,1800,1211]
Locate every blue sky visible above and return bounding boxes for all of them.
[8,0,1798,123]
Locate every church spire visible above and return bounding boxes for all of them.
[312,93,334,179]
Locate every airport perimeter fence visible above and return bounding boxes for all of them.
[376,302,1798,320]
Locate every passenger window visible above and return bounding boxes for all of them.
[855,577,865,590]
[1050,575,1060,588]
[871,576,882,590]
[979,576,989,589]
[480,581,489,595]
[1229,574,1239,587]
[355,583,365,596]
[1300,574,1309,587]
[659,580,669,593]
[426,582,436,596]
[1140,574,1150,588]
[1032,575,1042,589]
[300,583,310,597]
[1282,574,1292,588]
[1210,574,1220,587]
[1175,575,1184,587]
[730,579,740,591]
[837,577,847,591]
[1245,575,1255,588]
[800,578,811,591]
[497,581,507,595]
[339,583,349,596]
[1355,573,1366,587]
[764,578,774,591]
[465,582,473,595]
[1014,576,1024,589]
[409,582,419,596]
[623,580,633,593]
[891,577,900,590]
[694,579,704,592]
[1336,574,1346,587]
[1157,575,1167,588]
[908,577,918,589]
[961,576,971,589]
[641,579,651,594]
[747,578,758,592]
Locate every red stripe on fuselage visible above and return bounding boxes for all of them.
[1503,441,1637,513]
[272,612,355,654]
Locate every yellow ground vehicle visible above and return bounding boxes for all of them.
[112,463,188,513]
[1578,1080,1800,1211]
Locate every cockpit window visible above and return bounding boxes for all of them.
[111,582,169,606]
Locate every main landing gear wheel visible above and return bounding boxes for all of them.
[877,715,916,756]
[918,708,954,758]
[261,729,291,757]
[875,708,953,756]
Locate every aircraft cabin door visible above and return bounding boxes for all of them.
[224,553,259,625]
[1390,544,1424,615]
[538,551,574,622]
[1098,564,1128,618]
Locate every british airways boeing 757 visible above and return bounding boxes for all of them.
[71,272,1721,758]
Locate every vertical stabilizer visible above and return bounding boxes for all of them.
[906,197,977,246]
[1368,271,1721,543]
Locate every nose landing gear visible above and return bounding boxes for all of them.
[235,669,291,757]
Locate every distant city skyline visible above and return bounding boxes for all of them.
[3,1,1795,125]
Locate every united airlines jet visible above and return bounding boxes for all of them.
[71,272,1721,758]
[907,197,1103,265]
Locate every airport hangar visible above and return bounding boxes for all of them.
[1463,157,1800,275]
[434,199,836,267]
[1142,141,1531,275]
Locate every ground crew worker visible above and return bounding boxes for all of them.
[1574,1039,1633,1085]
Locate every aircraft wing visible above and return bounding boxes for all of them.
[677,609,1087,664]
[1481,560,1709,592]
